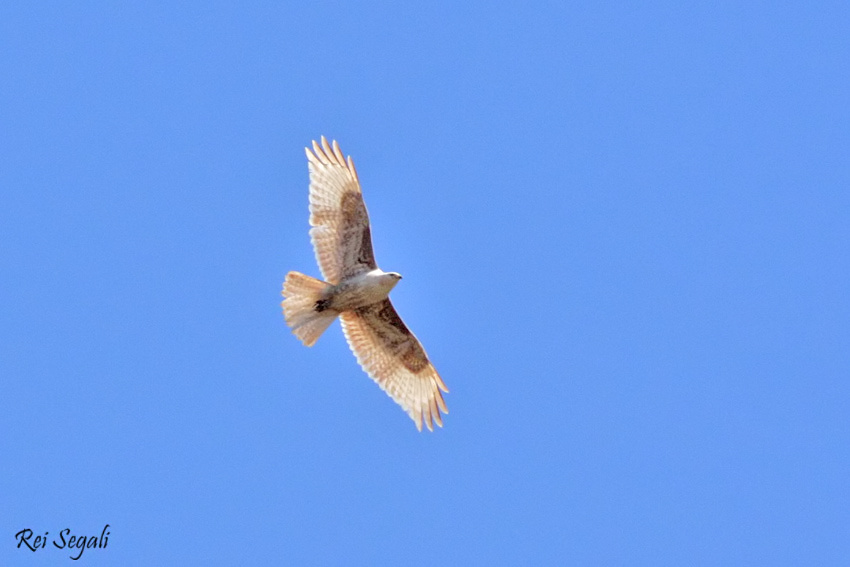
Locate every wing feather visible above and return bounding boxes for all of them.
[306,137,377,283]
[339,299,448,431]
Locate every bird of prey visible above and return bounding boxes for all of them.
[281,137,448,431]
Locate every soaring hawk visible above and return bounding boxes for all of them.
[281,137,448,431]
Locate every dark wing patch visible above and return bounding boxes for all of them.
[367,300,429,373]
[338,191,377,277]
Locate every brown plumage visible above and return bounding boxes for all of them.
[281,137,448,431]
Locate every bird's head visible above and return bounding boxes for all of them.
[383,271,402,293]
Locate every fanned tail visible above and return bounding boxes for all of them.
[281,272,338,346]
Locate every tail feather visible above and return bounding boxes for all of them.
[281,272,338,346]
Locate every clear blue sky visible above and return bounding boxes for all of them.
[2,2,848,565]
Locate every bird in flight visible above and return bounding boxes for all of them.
[281,137,449,431]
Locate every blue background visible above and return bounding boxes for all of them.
[2,2,848,565]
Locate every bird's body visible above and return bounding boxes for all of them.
[281,137,448,431]
[318,269,402,313]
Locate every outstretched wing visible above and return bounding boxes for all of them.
[340,299,449,431]
[305,137,377,284]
